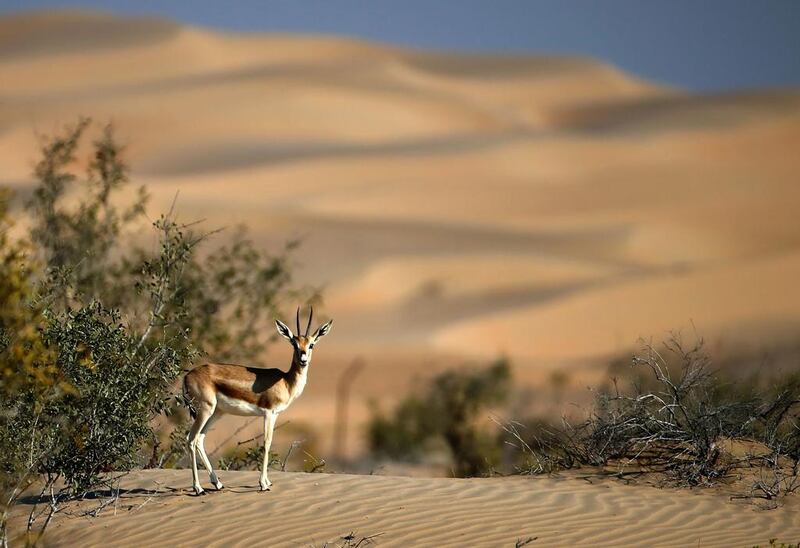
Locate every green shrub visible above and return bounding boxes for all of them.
[368,359,511,477]
[0,119,305,545]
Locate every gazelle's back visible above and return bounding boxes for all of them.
[184,362,287,411]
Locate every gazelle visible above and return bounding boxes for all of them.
[182,306,332,495]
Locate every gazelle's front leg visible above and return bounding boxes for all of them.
[259,411,277,491]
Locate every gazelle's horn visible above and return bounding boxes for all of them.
[305,305,313,336]
[296,306,301,336]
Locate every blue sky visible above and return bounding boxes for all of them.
[2,0,798,91]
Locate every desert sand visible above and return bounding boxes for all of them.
[9,469,797,547]
[1,10,800,455]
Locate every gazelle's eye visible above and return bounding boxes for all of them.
[309,344,315,349]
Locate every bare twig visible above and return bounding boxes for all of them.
[282,441,303,471]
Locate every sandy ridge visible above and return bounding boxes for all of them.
[29,469,800,547]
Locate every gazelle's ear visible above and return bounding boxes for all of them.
[275,319,294,341]
[313,319,333,340]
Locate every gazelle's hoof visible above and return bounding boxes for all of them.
[213,482,224,491]
[259,480,272,491]
[193,487,206,496]
[210,473,224,491]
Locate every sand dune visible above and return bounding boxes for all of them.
[13,469,799,547]
[554,89,800,132]
[0,10,179,59]
[437,249,800,361]
[1,10,800,458]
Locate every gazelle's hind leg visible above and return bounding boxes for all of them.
[197,410,223,490]
[187,403,214,496]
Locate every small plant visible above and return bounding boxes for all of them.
[367,359,511,477]
[748,458,800,501]
[752,540,800,548]
[310,531,383,548]
[218,445,278,472]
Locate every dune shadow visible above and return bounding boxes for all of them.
[138,130,534,177]
[0,12,179,60]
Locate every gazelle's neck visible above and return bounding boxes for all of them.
[286,356,309,394]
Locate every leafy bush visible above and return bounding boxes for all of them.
[368,360,511,477]
[26,118,147,308]
[25,118,302,363]
[0,119,304,545]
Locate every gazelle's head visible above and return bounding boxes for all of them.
[275,306,333,367]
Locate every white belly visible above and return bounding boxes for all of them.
[216,393,266,416]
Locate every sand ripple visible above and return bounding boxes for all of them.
[32,470,800,547]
